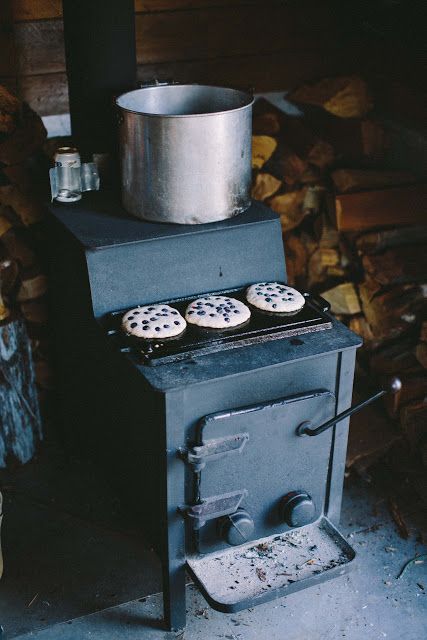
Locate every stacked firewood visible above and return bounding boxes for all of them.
[0,84,51,402]
[251,76,427,477]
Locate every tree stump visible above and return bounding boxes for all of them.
[0,316,42,467]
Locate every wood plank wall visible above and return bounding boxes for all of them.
[1,0,352,116]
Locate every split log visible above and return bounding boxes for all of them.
[331,169,416,194]
[251,173,281,201]
[252,103,281,136]
[253,100,334,179]
[283,233,307,287]
[0,316,42,467]
[290,102,386,164]
[269,187,308,232]
[0,103,46,167]
[274,114,334,171]
[384,374,427,419]
[347,391,400,471]
[288,76,373,118]
[400,400,427,447]
[356,225,427,255]
[0,184,45,226]
[335,184,427,232]
[0,491,3,578]
[359,282,425,343]
[0,85,20,135]
[349,315,375,344]
[251,135,277,169]
[307,248,344,288]
[269,142,309,186]
[370,337,421,375]
[362,245,427,286]
[321,282,361,315]
[415,342,427,369]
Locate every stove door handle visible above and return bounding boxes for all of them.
[297,377,402,437]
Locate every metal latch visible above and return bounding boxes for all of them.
[183,490,247,529]
[181,433,249,472]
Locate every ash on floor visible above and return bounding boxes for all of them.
[0,443,426,640]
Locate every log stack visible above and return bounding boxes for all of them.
[0,84,50,391]
[251,76,427,480]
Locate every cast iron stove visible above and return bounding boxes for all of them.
[48,192,394,632]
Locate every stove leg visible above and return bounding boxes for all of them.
[162,560,186,632]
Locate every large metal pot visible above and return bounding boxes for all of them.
[116,84,253,224]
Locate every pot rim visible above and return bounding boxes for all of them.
[116,83,254,119]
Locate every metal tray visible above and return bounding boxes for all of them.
[186,517,355,613]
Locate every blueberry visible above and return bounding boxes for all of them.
[128,316,134,320]
[171,311,178,315]
[150,317,157,321]
[142,320,149,324]
[224,307,231,312]
[234,310,240,314]
[267,287,273,291]
[265,297,272,302]
[162,308,168,312]
[164,324,169,328]
[174,321,180,325]
[197,311,206,315]
[209,313,215,317]
[155,327,160,332]
[143,326,149,331]
[272,304,277,309]
[134,311,140,315]
[144,311,149,314]
[224,317,230,322]
[148,307,154,311]
[130,322,137,328]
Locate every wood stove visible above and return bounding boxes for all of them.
[48,189,404,632]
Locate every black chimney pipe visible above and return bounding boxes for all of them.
[62,0,137,159]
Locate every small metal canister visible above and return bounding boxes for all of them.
[50,146,100,203]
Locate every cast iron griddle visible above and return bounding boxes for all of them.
[104,287,332,365]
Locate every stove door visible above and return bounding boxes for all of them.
[194,390,336,554]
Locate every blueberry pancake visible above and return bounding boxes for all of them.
[185,295,251,329]
[246,282,305,313]
[122,304,186,339]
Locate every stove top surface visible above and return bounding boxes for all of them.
[49,191,279,251]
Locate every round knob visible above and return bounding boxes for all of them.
[219,509,254,546]
[281,491,315,528]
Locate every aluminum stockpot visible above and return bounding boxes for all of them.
[116,84,254,224]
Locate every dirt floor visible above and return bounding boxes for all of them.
[0,435,426,640]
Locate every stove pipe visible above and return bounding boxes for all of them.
[62,0,137,159]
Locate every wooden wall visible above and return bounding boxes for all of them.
[1,0,352,116]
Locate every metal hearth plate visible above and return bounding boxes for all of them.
[105,287,332,366]
[186,518,355,613]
